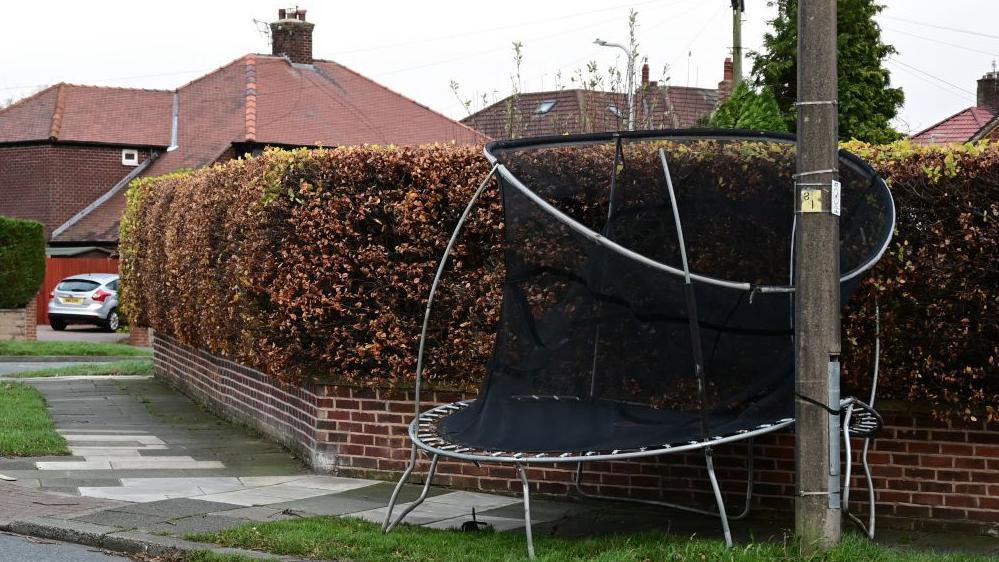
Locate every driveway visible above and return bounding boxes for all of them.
[37,325,129,344]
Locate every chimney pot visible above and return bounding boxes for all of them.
[270,7,316,65]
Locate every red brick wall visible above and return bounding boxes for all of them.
[153,334,998,535]
[0,143,150,237]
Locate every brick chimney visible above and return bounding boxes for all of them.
[717,58,734,101]
[641,63,650,88]
[977,68,999,112]
[270,7,314,65]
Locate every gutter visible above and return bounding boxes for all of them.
[51,150,160,240]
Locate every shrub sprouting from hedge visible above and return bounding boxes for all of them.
[120,142,997,423]
[0,216,45,308]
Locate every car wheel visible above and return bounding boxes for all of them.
[103,309,120,332]
[50,319,67,331]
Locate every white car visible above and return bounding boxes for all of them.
[47,273,121,332]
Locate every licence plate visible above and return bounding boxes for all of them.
[60,297,83,304]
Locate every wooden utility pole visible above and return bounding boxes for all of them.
[731,0,744,87]
[795,0,841,551]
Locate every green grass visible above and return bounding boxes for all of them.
[0,382,68,456]
[188,516,993,562]
[4,359,153,379]
[0,340,151,357]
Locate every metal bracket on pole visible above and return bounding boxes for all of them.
[828,358,842,510]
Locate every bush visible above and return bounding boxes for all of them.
[120,142,997,423]
[0,216,45,308]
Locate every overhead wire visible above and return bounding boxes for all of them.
[881,15,999,42]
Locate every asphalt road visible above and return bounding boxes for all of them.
[0,533,131,561]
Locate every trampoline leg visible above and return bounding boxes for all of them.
[731,438,755,520]
[384,453,440,533]
[516,463,536,560]
[704,448,733,548]
[382,445,418,532]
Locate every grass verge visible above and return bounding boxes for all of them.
[0,382,68,456]
[4,359,153,379]
[0,340,151,357]
[188,516,993,562]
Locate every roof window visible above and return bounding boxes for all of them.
[534,100,556,114]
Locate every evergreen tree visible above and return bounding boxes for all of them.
[708,83,789,131]
[751,0,904,143]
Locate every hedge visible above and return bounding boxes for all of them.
[0,216,45,308]
[120,142,997,423]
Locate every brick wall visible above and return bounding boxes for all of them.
[153,334,998,535]
[0,143,150,237]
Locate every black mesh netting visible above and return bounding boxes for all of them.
[437,132,894,454]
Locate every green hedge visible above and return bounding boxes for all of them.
[0,216,45,308]
[120,142,997,423]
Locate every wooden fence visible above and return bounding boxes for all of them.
[36,257,120,325]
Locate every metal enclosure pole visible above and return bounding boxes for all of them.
[794,0,841,550]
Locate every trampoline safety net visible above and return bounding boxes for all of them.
[438,132,894,454]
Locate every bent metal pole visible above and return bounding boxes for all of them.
[794,0,842,549]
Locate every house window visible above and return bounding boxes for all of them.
[608,105,623,118]
[121,149,139,166]
[535,100,556,114]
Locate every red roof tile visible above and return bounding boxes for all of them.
[461,86,718,139]
[911,106,995,145]
[0,84,173,146]
[52,54,486,243]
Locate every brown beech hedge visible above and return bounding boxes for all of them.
[120,142,997,423]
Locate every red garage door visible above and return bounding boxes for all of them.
[36,257,120,325]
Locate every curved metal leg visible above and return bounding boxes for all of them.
[382,445,419,532]
[384,453,440,533]
[704,448,733,548]
[574,438,755,521]
[516,463,536,560]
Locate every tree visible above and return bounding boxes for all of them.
[708,83,789,131]
[751,0,904,143]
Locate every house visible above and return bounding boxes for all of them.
[0,8,486,255]
[460,59,730,139]
[911,69,999,145]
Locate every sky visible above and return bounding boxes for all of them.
[1,1,995,135]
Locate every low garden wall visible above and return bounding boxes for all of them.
[0,301,36,341]
[154,334,998,535]
[126,142,997,536]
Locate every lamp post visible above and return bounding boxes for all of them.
[594,38,635,131]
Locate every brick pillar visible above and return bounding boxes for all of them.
[24,298,37,341]
[129,326,153,347]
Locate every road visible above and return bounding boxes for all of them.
[0,532,131,561]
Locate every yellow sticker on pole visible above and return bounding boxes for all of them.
[800,188,823,213]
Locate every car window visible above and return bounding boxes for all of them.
[107,280,119,291]
[57,279,101,292]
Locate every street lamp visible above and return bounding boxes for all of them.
[594,38,635,131]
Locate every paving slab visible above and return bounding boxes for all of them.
[111,498,240,518]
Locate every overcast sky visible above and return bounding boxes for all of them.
[1,1,994,135]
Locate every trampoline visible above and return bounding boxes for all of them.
[381,130,895,557]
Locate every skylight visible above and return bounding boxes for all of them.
[535,100,556,114]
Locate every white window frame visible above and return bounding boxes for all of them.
[121,149,139,166]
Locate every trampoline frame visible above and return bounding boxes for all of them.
[381,131,892,558]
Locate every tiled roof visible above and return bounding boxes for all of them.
[461,86,718,139]
[52,54,486,243]
[0,84,173,146]
[910,106,995,145]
